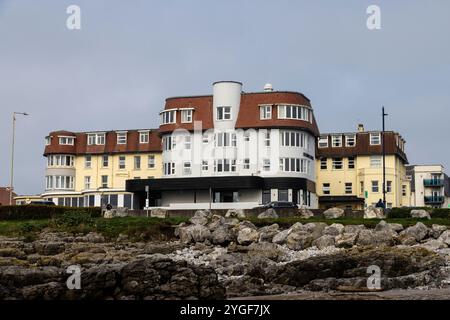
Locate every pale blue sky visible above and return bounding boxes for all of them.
[1,0,449,195]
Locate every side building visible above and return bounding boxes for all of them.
[406,165,450,208]
[127,81,320,209]
[316,124,410,209]
[40,129,162,208]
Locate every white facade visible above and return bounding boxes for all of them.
[408,165,450,208]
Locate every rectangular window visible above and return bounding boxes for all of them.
[348,157,355,169]
[184,135,191,149]
[217,106,231,120]
[85,155,92,168]
[202,160,208,171]
[331,135,342,147]
[96,134,105,145]
[260,105,272,119]
[101,175,108,188]
[59,137,74,145]
[117,132,127,144]
[370,132,381,145]
[318,136,328,148]
[332,158,343,170]
[370,156,382,167]
[279,158,308,173]
[214,159,236,172]
[277,105,310,120]
[84,176,91,189]
[345,183,352,194]
[402,184,407,196]
[372,180,379,193]
[244,131,250,142]
[161,110,176,124]
[243,158,250,169]
[320,158,327,170]
[263,159,270,171]
[134,156,141,170]
[139,131,149,144]
[323,183,330,195]
[163,136,175,150]
[264,131,271,147]
[148,155,155,169]
[202,134,209,144]
[281,131,301,147]
[87,134,96,145]
[163,162,176,175]
[387,180,392,193]
[119,156,126,169]
[183,162,191,175]
[360,181,364,194]
[102,155,109,167]
[45,136,51,145]
[345,134,356,147]
[215,132,236,147]
[181,109,193,123]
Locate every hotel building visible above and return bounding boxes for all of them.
[315,124,411,209]
[126,81,320,209]
[39,129,162,208]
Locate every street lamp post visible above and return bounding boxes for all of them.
[382,106,388,209]
[9,112,29,205]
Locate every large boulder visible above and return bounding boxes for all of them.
[149,208,167,218]
[211,225,236,245]
[335,233,358,248]
[356,229,397,246]
[312,235,335,249]
[189,210,212,226]
[272,229,290,245]
[430,225,447,239]
[438,230,450,246]
[323,223,345,236]
[410,209,431,220]
[237,228,259,245]
[364,206,385,219]
[286,232,314,250]
[323,207,344,219]
[258,224,280,242]
[374,220,403,233]
[33,242,66,256]
[298,207,314,219]
[401,222,429,242]
[206,215,226,231]
[178,224,212,244]
[257,208,279,219]
[225,209,246,219]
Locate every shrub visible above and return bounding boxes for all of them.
[54,212,94,227]
[387,207,411,219]
[431,208,450,218]
[0,205,101,220]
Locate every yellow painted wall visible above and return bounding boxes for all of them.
[316,155,411,209]
[74,153,162,192]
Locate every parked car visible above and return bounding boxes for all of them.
[28,201,56,206]
[262,201,298,209]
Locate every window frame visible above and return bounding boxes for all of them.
[370,132,381,145]
[181,109,193,123]
[318,136,329,148]
[332,158,343,170]
[116,132,127,145]
[260,105,272,120]
[331,135,342,147]
[139,131,150,144]
[217,106,232,121]
[345,134,356,147]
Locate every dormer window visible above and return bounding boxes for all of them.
[345,134,356,147]
[161,110,176,124]
[117,132,127,144]
[181,109,193,123]
[370,132,381,145]
[87,133,105,145]
[59,136,75,145]
[139,131,149,144]
[217,106,231,120]
[318,136,328,148]
[331,135,342,147]
[45,136,52,146]
[260,105,272,120]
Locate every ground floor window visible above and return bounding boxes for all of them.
[278,189,289,201]
[262,190,271,204]
[213,190,239,203]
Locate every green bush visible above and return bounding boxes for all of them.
[54,212,94,227]
[0,205,101,220]
[431,208,450,218]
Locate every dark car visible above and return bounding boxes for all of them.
[262,201,298,209]
[29,201,56,206]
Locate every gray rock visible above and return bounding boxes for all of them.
[335,233,357,248]
[430,225,447,239]
[286,231,314,250]
[410,209,431,220]
[225,209,246,219]
[416,239,448,251]
[33,242,66,256]
[258,224,280,242]
[374,220,403,233]
[298,207,314,219]
[247,242,286,261]
[323,207,344,219]
[364,206,386,219]
[356,229,397,246]
[207,215,226,231]
[178,224,212,244]
[189,210,212,226]
[257,208,279,219]
[272,229,290,245]
[402,222,429,242]
[343,225,366,234]
[312,235,335,249]
[438,230,450,246]
[237,228,259,245]
[211,225,235,245]
[150,208,167,218]
[323,223,345,236]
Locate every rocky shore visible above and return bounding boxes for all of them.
[1,210,450,300]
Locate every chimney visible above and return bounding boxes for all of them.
[357,124,364,132]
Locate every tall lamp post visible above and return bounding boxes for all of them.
[9,112,29,205]
[382,106,388,209]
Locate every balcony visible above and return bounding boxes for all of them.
[423,179,444,187]
[424,196,445,204]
